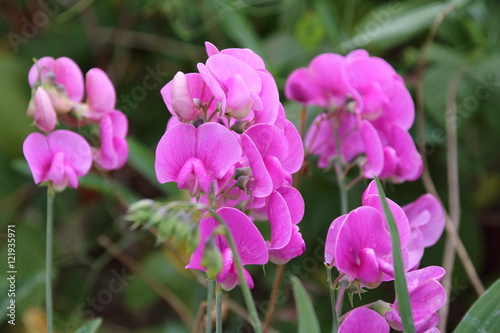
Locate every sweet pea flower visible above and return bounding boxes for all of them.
[23,130,92,191]
[403,194,445,270]
[155,122,242,196]
[186,207,268,290]
[93,110,129,170]
[339,307,390,333]
[33,87,57,133]
[385,266,446,332]
[83,68,117,121]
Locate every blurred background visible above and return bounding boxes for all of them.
[1,0,500,332]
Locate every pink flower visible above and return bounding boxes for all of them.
[403,194,445,270]
[84,68,117,121]
[93,110,129,170]
[186,207,268,290]
[23,130,92,191]
[155,122,242,196]
[385,266,446,333]
[33,87,57,133]
[339,307,390,333]
[28,56,84,104]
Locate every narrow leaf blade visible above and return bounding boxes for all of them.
[74,318,102,333]
[290,275,320,333]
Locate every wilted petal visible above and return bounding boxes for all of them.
[339,307,390,333]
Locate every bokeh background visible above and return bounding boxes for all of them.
[1,0,500,332]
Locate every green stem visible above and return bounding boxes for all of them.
[334,163,349,215]
[205,280,215,333]
[209,210,263,333]
[325,264,339,333]
[46,189,54,333]
[216,283,223,333]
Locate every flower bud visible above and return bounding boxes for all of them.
[172,71,199,121]
[33,87,57,132]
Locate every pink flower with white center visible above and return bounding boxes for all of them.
[385,266,446,333]
[23,130,92,191]
[186,207,268,290]
[403,194,445,270]
[155,122,242,196]
[93,110,129,170]
[339,307,390,333]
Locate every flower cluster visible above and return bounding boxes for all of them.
[326,181,446,332]
[23,56,128,191]
[155,42,306,290]
[286,50,422,183]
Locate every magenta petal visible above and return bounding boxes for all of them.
[285,67,324,106]
[171,71,199,121]
[361,180,378,205]
[281,120,304,173]
[269,225,305,264]
[226,74,252,118]
[155,123,196,183]
[357,248,382,285]
[217,247,233,282]
[23,132,52,184]
[277,186,305,224]
[266,191,293,250]
[217,207,269,265]
[86,68,116,117]
[241,134,273,198]
[47,130,92,177]
[390,124,423,181]
[205,41,219,57]
[177,157,210,194]
[197,63,227,111]
[54,57,84,102]
[196,123,242,178]
[379,146,398,178]
[220,47,266,70]
[28,57,55,87]
[264,156,285,190]
[34,87,57,133]
[47,152,67,190]
[403,194,445,247]
[339,307,390,333]
[186,214,217,271]
[253,71,279,124]
[386,80,415,131]
[243,124,289,161]
[410,280,446,323]
[407,228,425,270]
[324,215,347,265]
[406,266,446,289]
[361,120,384,177]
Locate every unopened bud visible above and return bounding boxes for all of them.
[33,87,57,132]
[233,167,251,179]
[236,175,250,191]
[172,71,199,121]
[230,120,248,134]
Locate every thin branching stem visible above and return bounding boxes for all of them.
[46,188,55,333]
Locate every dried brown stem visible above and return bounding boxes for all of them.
[263,264,285,333]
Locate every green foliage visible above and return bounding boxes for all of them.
[74,318,102,333]
[290,275,320,333]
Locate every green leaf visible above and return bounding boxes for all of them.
[454,279,500,333]
[74,318,103,333]
[290,275,320,333]
[374,177,416,333]
[294,11,326,51]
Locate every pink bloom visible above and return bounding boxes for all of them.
[385,266,446,333]
[403,194,445,270]
[155,122,242,196]
[339,307,390,333]
[186,207,268,290]
[23,130,92,191]
[93,110,129,170]
[28,56,84,103]
[84,68,116,121]
[33,87,57,133]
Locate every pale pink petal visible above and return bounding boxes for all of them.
[285,67,325,106]
[281,120,304,173]
[253,71,279,124]
[403,194,445,247]
[197,62,227,111]
[220,47,266,70]
[34,87,57,133]
[170,71,200,121]
[339,307,390,333]
[205,41,219,57]
[155,123,196,183]
[86,68,116,117]
[407,228,425,270]
[47,152,67,190]
[23,132,52,184]
[28,57,55,87]
[241,134,273,198]
[226,74,252,118]
[361,120,384,177]
[324,215,347,265]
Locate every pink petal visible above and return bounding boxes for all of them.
[357,248,383,285]
[243,124,289,161]
[339,307,390,333]
[324,215,347,265]
[409,279,446,323]
[253,71,279,124]
[264,156,285,190]
[177,157,211,194]
[385,80,415,131]
[389,124,423,182]
[170,71,200,121]
[285,67,325,106]
[378,146,398,178]
[281,120,304,173]
[277,186,304,224]
[34,87,57,133]
[47,152,67,190]
[407,228,425,270]
[406,266,446,289]
[195,122,242,178]
[217,247,233,282]
[86,68,116,118]
[205,41,219,57]
[220,47,266,70]
[403,194,445,247]
[28,57,55,87]
[226,74,252,118]
[155,123,196,183]
[23,132,52,184]
[361,120,384,177]
[361,180,378,205]
[241,134,273,198]
[269,225,305,264]
[266,191,293,250]
[46,130,92,177]
[54,57,84,102]
[197,63,227,111]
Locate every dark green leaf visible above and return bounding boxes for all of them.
[290,275,320,333]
